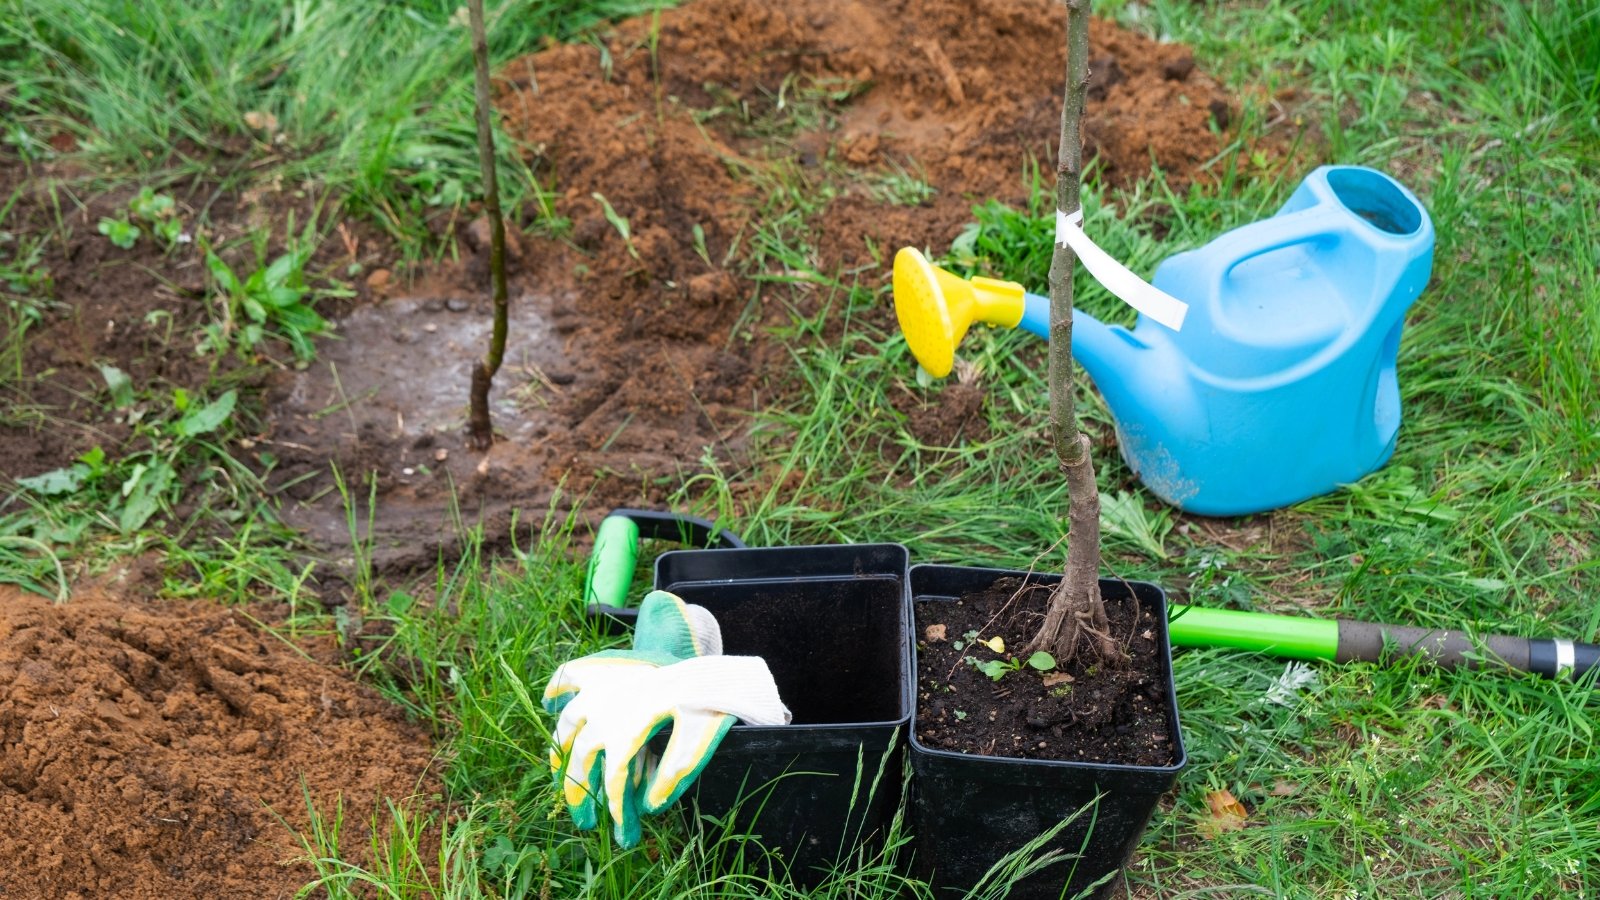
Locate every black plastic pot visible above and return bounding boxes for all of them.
[909,564,1187,900]
[651,543,914,883]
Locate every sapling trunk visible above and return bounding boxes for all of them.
[1023,0,1123,666]
[467,0,510,452]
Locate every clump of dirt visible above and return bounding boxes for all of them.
[0,586,438,898]
[500,0,1237,317]
[915,576,1175,766]
[256,0,1250,577]
[900,381,989,447]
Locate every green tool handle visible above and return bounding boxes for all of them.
[1168,605,1338,661]
[1169,605,1600,681]
[586,515,643,617]
[584,509,745,631]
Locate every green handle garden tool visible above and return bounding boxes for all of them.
[584,508,744,632]
[1168,604,1600,681]
[585,511,1600,681]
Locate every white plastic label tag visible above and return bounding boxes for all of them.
[1055,209,1188,331]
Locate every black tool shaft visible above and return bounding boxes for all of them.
[1335,620,1600,680]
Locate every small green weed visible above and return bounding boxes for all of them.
[589,192,639,261]
[201,223,347,364]
[1099,489,1173,560]
[93,188,185,251]
[968,650,1057,681]
[1,190,55,386]
[96,215,138,249]
[129,187,185,247]
[14,384,237,533]
[867,160,937,207]
[696,72,869,140]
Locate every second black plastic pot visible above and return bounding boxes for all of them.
[909,564,1187,900]
[651,543,913,884]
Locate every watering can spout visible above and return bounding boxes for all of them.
[1065,305,1147,393]
[891,247,1156,391]
[893,247,1027,378]
[1017,289,1157,413]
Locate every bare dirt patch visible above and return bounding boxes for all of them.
[0,585,439,899]
[0,160,394,484]
[257,0,1246,577]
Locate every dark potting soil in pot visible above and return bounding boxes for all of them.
[915,576,1175,765]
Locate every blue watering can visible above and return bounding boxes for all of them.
[894,165,1435,516]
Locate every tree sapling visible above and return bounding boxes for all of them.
[1023,0,1124,668]
[466,0,511,451]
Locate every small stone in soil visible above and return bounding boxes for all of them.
[446,297,471,312]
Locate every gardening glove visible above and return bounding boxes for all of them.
[543,590,790,848]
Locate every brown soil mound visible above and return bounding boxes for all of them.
[259,0,1244,577]
[0,587,437,898]
[505,0,1232,275]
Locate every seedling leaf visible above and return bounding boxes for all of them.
[119,461,174,532]
[172,390,237,438]
[206,252,242,295]
[17,465,90,496]
[97,217,139,249]
[975,659,1012,681]
[98,364,134,409]
[1027,651,1056,671]
[591,192,640,260]
[264,250,302,286]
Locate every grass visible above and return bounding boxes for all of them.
[0,0,666,255]
[1,0,1597,896]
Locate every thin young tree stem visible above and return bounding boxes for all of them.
[467,0,509,451]
[1026,0,1118,665]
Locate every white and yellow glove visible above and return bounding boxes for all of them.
[543,590,790,848]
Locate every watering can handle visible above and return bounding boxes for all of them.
[1205,206,1355,280]
[584,509,746,633]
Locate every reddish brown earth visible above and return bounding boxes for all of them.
[2,2,1247,576]
[0,585,438,899]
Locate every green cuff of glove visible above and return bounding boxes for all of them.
[632,590,712,659]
